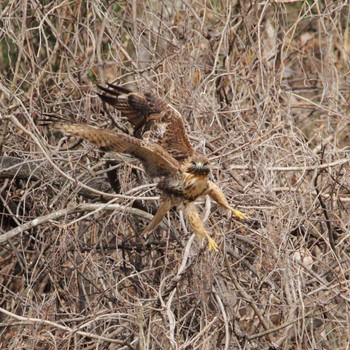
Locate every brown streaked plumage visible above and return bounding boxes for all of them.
[97,83,195,161]
[43,118,220,250]
[44,82,247,251]
[48,122,180,178]
[98,83,247,219]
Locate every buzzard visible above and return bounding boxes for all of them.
[43,85,246,251]
[97,83,247,214]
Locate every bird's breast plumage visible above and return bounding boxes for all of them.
[156,172,209,202]
[182,174,208,201]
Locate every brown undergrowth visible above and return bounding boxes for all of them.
[1,1,350,349]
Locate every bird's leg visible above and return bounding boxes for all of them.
[142,199,173,234]
[184,203,218,251]
[206,181,247,220]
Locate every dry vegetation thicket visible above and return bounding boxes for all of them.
[1,1,350,349]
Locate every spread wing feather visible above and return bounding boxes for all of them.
[97,83,165,129]
[46,121,180,178]
[97,83,195,161]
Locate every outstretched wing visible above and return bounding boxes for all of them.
[44,121,180,178]
[97,83,167,131]
[97,83,195,161]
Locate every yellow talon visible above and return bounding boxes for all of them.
[207,236,218,251]
[231,209,248,220]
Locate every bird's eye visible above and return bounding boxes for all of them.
[191,161,196,166]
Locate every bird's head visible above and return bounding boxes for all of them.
[185,156,211,176]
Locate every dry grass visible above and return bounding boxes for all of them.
[1,1,350,349]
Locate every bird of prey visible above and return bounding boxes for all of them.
[43,84,246,251]
[96,83,247,245]
[43,120,218,250]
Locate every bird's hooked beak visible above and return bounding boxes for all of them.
[188,160,211,176]
[196,161,205,169]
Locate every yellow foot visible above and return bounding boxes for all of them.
[231,208,248,220]
[207,236,218,251]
